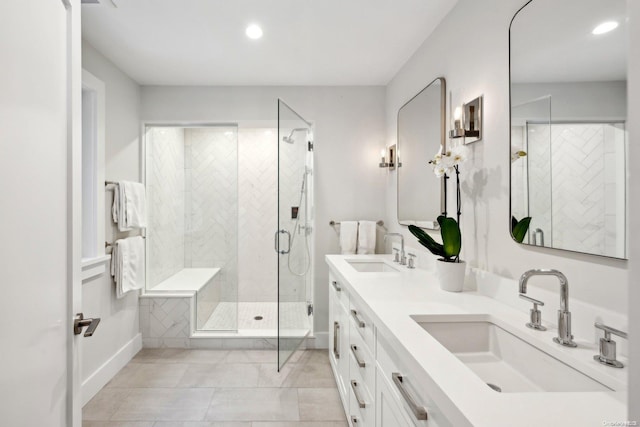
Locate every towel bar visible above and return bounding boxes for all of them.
[105,237,145,249]
[329,220,384,227]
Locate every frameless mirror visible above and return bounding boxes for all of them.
[397,77,446,229]
[509,0,628,258]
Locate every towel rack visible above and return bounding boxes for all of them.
[105,237,145,249]
[329,220,384,227]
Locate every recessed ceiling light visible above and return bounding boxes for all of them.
[592,21,619,35]
[246,24,263,40]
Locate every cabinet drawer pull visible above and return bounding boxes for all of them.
[392,372,428,420]
[333,321,340,359]
[350,415,359,424]
[350,309,365,328]
[350,344,366,368]
[350,380,366,408]
[332,280,342,292]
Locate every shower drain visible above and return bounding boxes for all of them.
[254,316,263,321]
[487,383,502,393]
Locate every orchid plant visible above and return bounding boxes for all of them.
[408,144,469,263]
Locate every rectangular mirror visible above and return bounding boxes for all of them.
[397,77,446,229]
[509,0,628,258]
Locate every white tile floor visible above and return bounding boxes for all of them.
[202,302,310,332]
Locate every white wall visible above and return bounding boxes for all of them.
[627,0,639,420]
[384,0,628,332]
[81,41,142,402]
[141,86,387,336]
[511,81,627,120]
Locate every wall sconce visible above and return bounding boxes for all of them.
[449,95,483,144]
[379,149,389,168]
[379,145,398,169]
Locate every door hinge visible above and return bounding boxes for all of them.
[307,302,314,316]
[308,141,314,152]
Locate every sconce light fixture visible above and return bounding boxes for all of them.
[449,95,483,144]
[379,149,389,168]
[379,145,398,169]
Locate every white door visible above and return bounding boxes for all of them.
[0,1,81,426]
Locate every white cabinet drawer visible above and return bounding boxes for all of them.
[349,376,375,427]
[349,299,375,353]
[329,274,349,309]
[349,322,375,394]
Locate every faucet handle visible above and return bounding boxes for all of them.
[407,253,416,269]
[519,294,546,331]
[594,323,627,368]
[392,248,400,263]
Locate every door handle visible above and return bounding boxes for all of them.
[274,229,291,254]
[74,313,101,337]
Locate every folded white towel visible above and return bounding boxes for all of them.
[339,221,358,255]
[112,181,147,231]
[110,236,145,298]
[357,221,377,254]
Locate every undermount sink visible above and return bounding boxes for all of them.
[411,315,611,393]
[346,259,400,273]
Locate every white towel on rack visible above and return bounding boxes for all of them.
[357,221,376,254]
[112,181,147,231]
[339,221,358,255]
[110,236,145,299]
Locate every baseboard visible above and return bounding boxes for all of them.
[310,332,328,349]
[81,333,142,406]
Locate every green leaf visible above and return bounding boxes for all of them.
[438,216,461,258]
[512,216,517,231]
[512,217,532,243]
[408,225,446,257]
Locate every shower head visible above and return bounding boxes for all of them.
[282,128,308,144]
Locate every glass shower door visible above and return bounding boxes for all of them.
[276,99,313,370]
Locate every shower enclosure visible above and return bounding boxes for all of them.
[143,101,313,367]
[512,97,627,257]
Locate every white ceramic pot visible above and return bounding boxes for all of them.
[436,259,466,292]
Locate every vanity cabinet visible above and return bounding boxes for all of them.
[328,269,449,427]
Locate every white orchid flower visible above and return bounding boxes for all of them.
[449,145,468,165]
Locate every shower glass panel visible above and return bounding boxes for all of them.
[277,100,313,370]
[145,125,238,332]
[511,96,551,246]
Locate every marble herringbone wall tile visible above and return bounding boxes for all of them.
[526,123,625,256]
[188,128,238,303]
[237,129,278,302]
[139,297,191,338]
[146,127,185,288]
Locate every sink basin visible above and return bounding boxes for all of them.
[412,315,611,393]
[346,259,400,273]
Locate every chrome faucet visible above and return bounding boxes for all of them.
[384,233,406,265]
[519,269,577,347]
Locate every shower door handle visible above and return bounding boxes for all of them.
[274,229,291,255]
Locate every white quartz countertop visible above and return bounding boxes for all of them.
[325,254,627,427]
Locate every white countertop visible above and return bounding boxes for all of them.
[326,254,628,427]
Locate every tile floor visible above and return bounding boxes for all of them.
[83,349,348,427]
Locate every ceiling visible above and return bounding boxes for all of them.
[81,0,456,86]
[510,0,627,83]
